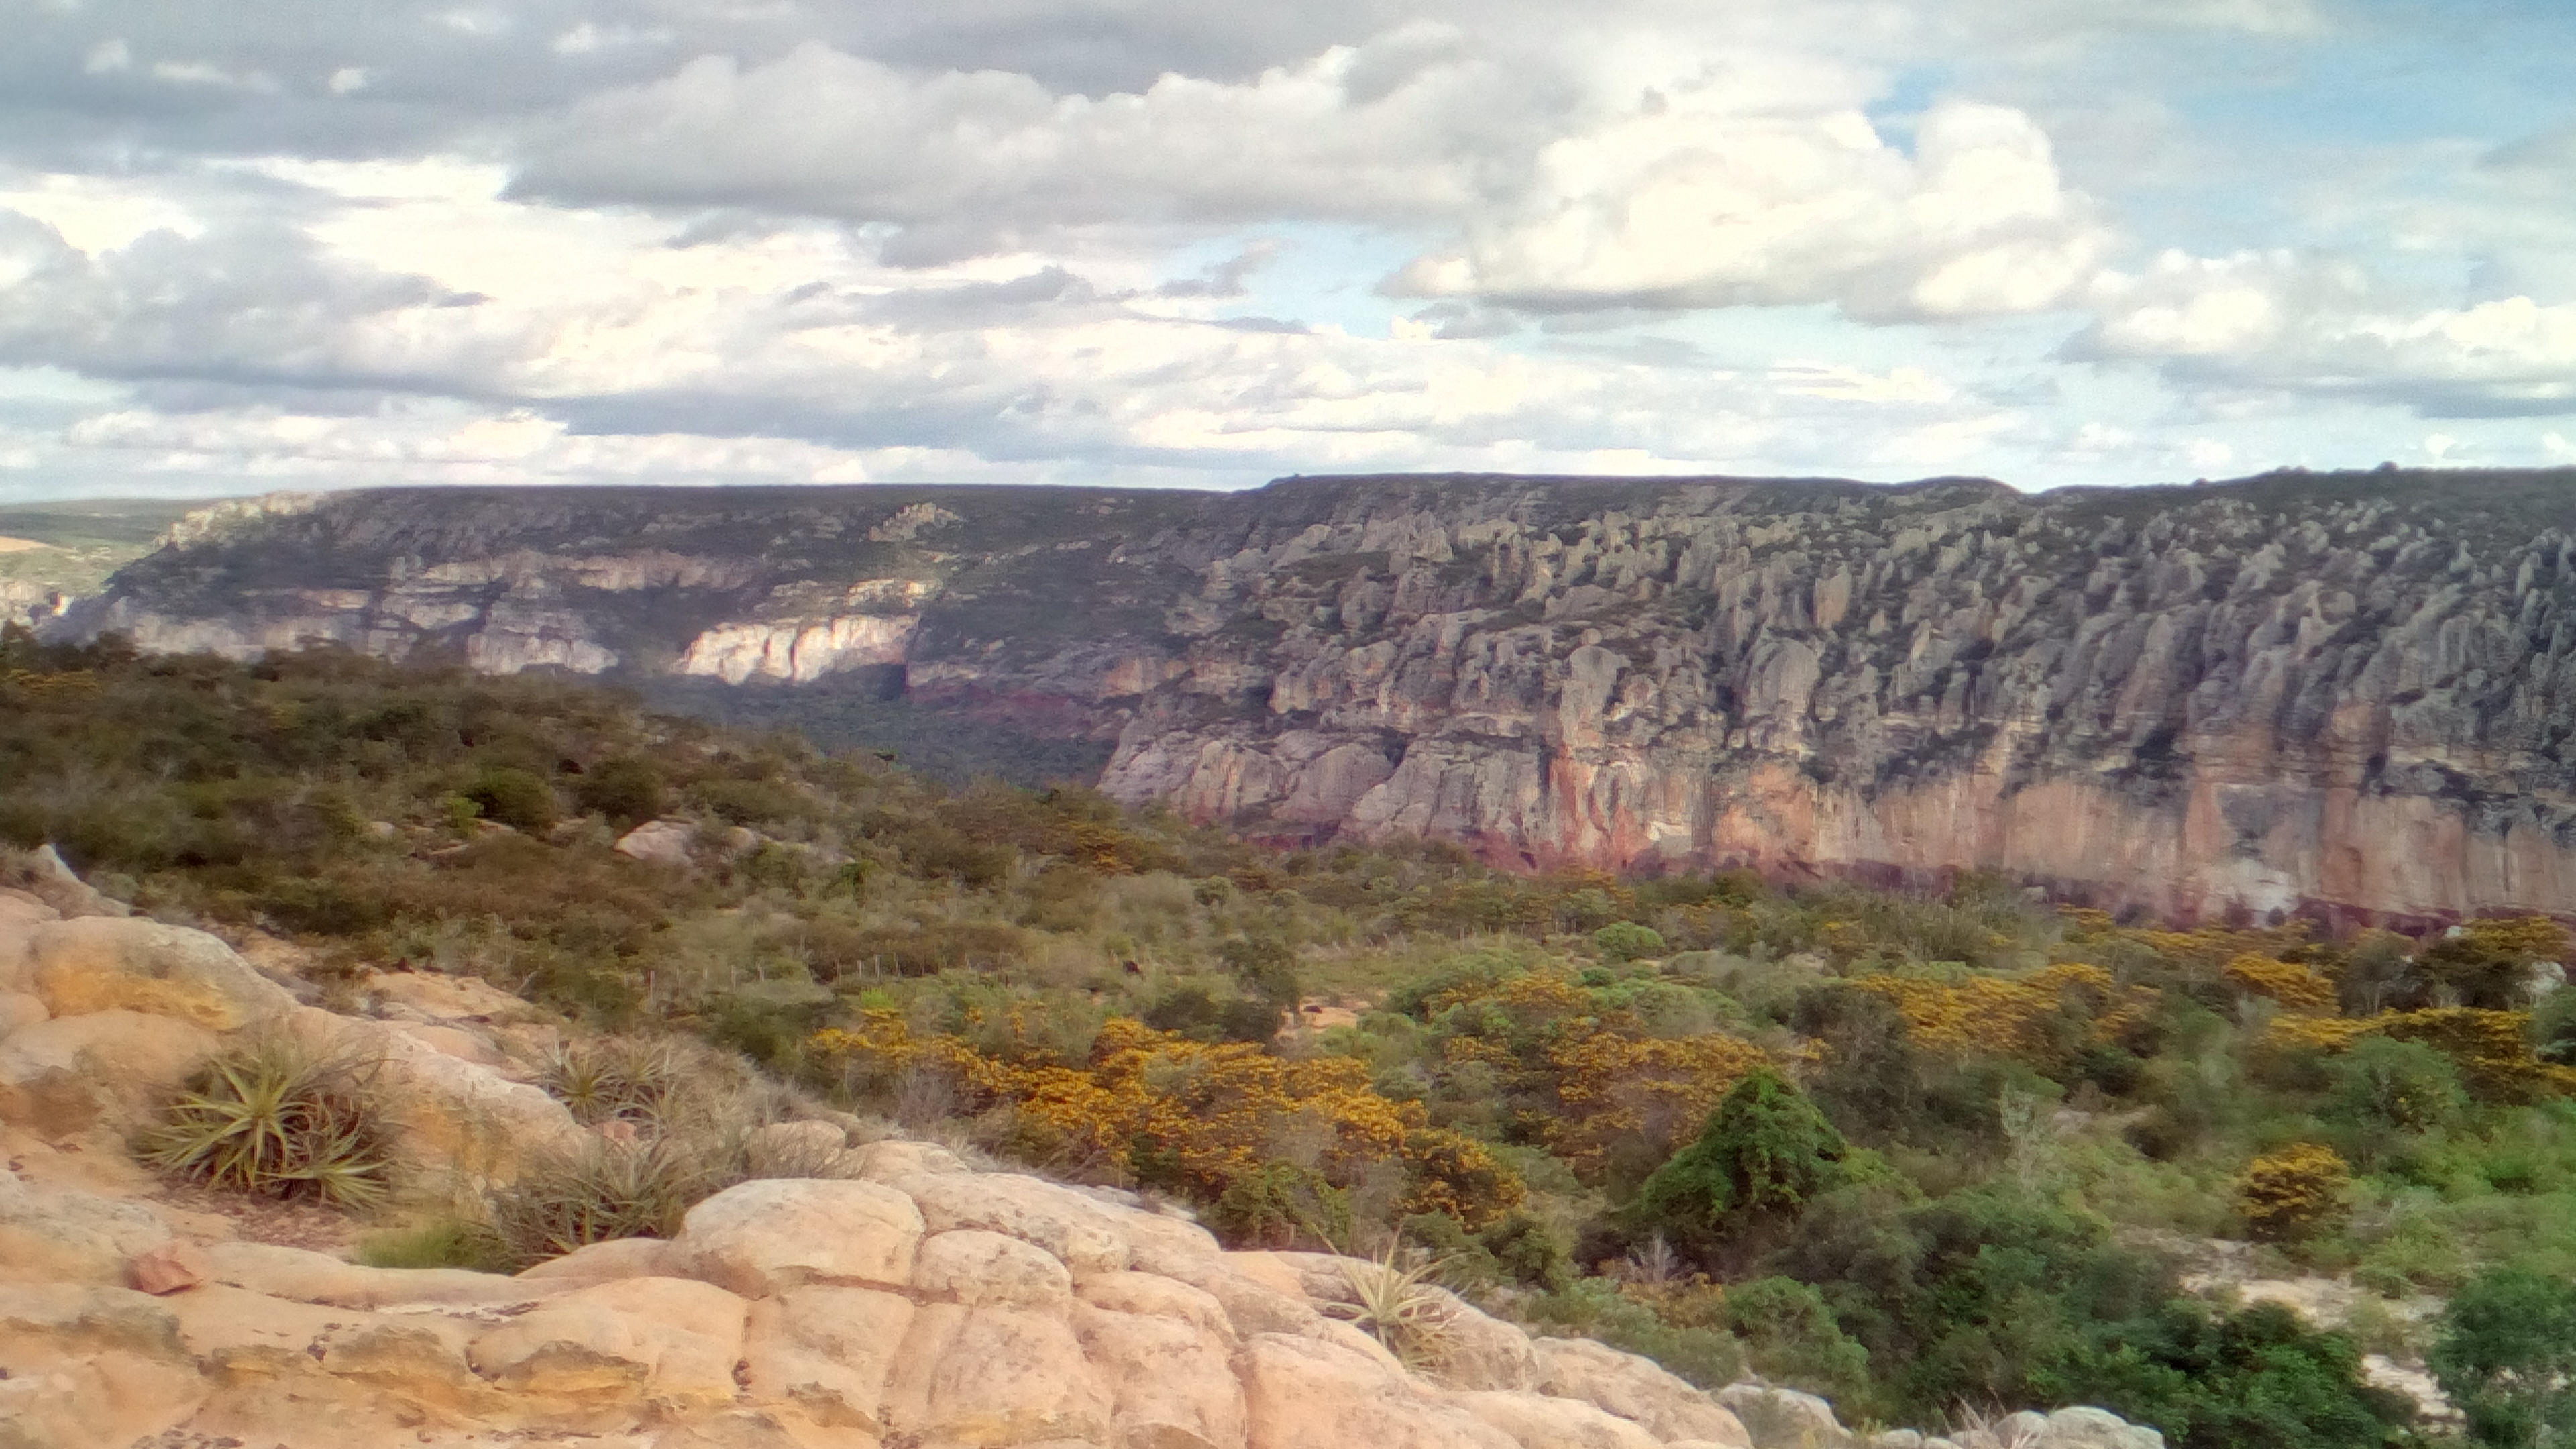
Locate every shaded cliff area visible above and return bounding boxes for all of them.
[57,468,2576,921]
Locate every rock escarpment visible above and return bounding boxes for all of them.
[0,875,2163,1449]
[59,467,2576,921]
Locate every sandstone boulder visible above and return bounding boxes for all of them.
[1717,1384,1853,1447]
[1073,1293,1248,1449]
[0,844,130,920]
[468,1276,747,1409]
[518,1234,680,1283]
[915,1227,1075,1311]
[672,1177,924,1297]
[0,988,46,1036]
[743,1283,916,1430]
[1536,1337,1752,1446]
[2026,1407,2164,1449]
[284,1003,585,1185]
[846,1136,969,1181]
[0,1169,173,1284]
[615,819,698,866]
[894,1169,1132,1275]
[1075,1270,1236,1340]
[15,916,294,1028]
[748,1118,855,1175]
[0,1009,217,1134]
[1449,1389,1667,1449]
[1236,1332,1517,1449]
[881,1301,1115,1446]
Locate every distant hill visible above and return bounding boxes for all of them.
[52,466,2576,922]
[0,496,207,623]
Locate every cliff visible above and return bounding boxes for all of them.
[56,468,2576,923]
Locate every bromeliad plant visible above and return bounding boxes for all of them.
[1324,1244,1460,1369]
[136,1036,392,1208]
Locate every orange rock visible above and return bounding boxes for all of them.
[130,1240,211,1295]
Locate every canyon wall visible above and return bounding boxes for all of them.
[56,468,2576,922]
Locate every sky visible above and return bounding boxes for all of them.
[1,0,2573,501]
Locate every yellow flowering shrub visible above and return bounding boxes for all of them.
[1419,967,1772,1179]
[1542,1028,1773,1178]
[2261,1007,2576,1103]
[2117,922,2316,975]
[1851,963,2157,1064]
[810,1013,1523,1228]
[2222,953,2337,1012]
[2235,1143,2351,1240]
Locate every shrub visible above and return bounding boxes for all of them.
[463,766,557,833]
[1631,1069,1858,1260]
[1523,1277,1747,1388]
[2056,1300,2415,1449]
[2235,1144,2351,1242]
[2323,1036,2467,1134]
[1723,1275,1870,1402]
[1593,922,1666,963]
[136,1037,392,1208]
[572,757,665,826]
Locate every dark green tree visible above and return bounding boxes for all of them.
[1631,1068,1857,1258]
[2433,1267,2576,1447]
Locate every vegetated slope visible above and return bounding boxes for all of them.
[25,633,2576,1445]
[0,495,199,627]
[57,466,2576,922]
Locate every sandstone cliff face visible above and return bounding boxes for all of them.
[60,468,2576,922]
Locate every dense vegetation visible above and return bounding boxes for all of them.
[28,629,2576,1445]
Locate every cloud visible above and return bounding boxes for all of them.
[508,27,1525,255]
[2082,249,2576,416]
[1391,97,2108,319]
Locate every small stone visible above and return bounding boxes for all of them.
[129,1240,211,1295]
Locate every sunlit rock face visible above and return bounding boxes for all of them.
[62,468,2576,922]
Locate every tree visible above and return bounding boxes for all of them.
[2432,1266,2576,1448]
[1631,1068,1857,1258]
[2323,1036,2466,1135]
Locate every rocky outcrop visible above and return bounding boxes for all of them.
[0,1148,2168,1449]
[0,855,584,1185]
[59,468,2576,921]
[680,614,920,684]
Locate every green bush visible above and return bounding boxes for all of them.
[1592,922,1666,963]
[463,766,557,832]
[1723,1275,1870,1403]
[2434,1266,2576,1447]
[1631,1069,1860,1261]
[2325,1036,2467,1135]
[573,757,666,826]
